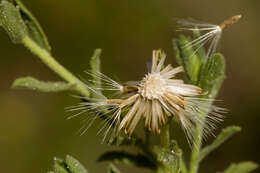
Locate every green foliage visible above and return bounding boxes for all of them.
[0,0,27,43]
[108,134,143,148]
[12,76,74,92]
[12,0,51,51]
[154,141,182,173]
[89,48,102,97]
[222,162,258,173]
[199,126,241,162]
[51,156,88,173]
[54,158,70,173]
[0,0,50,50]
[0,1,256,173]
[173,35,203,84]
[98,151,157,170]
[198,53,226,99]
[107,164,121,173]
[66,155,88,173]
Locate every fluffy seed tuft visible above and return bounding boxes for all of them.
[73,50,225,146]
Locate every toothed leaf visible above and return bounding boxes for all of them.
[222,162,258,173]
[12,76,74,92]
[199,53,226,99]
[199,126,241,161]
[98,151,156,170]
[65,155,88,173]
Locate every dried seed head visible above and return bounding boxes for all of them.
[139,73,168,99]
[74,50,225,145]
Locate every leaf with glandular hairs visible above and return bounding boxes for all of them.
[222,162,258,173]
[54,157,70,173]
[199,126,241,161]
[12,76,74,92]
[173,35,202,84]
[98,151,156,170]
[13,0,51,51]
[199,53,226,99]
[65,155,88,173]
[0,0,27,43]
[89,48,102,97]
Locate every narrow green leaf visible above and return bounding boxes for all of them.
[173,35,202,84]
[89,48,102,96]
[54,157,70,173]
[13,0,51,51]
[199,53,226,99]
[12,76,74,92]
[108,134,143,148]
[65,155,88,173]
[199,126,241,161]
[0,0,27,43]
[98,151,156,170]
[107,163,121,173]
[173,39,183,66]
[222,162,258,173]
[192,28,206,63]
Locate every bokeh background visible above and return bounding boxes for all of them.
[0,0,259,172]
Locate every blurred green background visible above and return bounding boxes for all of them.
[0,0,259,172]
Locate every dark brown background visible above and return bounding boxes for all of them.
[0,0,259,172]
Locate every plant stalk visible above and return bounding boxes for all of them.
[22,36,90,97]
[160,122,170,148]
[189,125,203,173]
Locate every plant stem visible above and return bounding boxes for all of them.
[22,36,90,97]
[160,122,170,148]
[189,126,203,173]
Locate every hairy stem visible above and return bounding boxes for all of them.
[189,125,203,173]
[22,36,90,97]
[160,122,170,148]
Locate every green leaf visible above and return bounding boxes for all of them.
[108,134,143,148]
[89,48,102,97]
[12,76,74,92]
[107,163,121,173]
[173,39,183,66]
[65,155,88,173]
[199,126,241,161]
[98,151,156,170]
[54,158,70,173]
[13,0,51,51]
[0,0,27,43]
[199,53,226,99]
[222,162,258,173]
[173,35,203,84]
[192,28,206,61]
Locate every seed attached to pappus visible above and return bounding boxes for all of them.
[178,15,242,58]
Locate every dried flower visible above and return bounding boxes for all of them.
[178,15,242,58]
[71,50,225,145]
